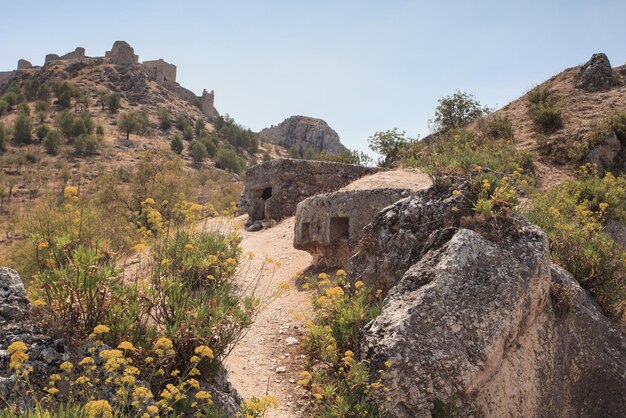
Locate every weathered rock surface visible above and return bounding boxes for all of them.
[355,185,626,417]
[584,130,622,174]
[259,116,347,156]
[347,182,474,292]
[105,40,139,66]
[294,188,412,268]
[577,53,614,91]
[0,267,30,322]
[240,159,378,227]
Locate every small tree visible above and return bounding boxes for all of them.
[432,90,490,132]
[0,122,7,152]
[190,141,208,162]
[158,108,171,131]
[367,128,410,167]
[43,130,61,155]
[13,111,33,145]
[56,110,75,141]
[36,124,50,141]
[108,94,121,114]
[118,110,149,140]
[170,134,184,154]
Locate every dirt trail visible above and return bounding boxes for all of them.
[224,216,313,418]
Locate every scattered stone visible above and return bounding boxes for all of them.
[285,337,299,346]
[584,131,622,175]
[275,366,288,374]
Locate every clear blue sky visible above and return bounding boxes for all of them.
[2,1,624,154]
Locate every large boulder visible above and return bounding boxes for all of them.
[355,185,626,417]
[259,116,347,156]
[584,130,622,175]
[577,53,614,91]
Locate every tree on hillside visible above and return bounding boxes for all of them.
[367,128,410,167]
[118,110,149,140]
[0,122,7,152]
[108,94,121,114]
[13,111,33,145]
[432,90,491,133]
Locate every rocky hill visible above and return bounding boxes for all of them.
[478,53,626,186]
[259,115,347,157]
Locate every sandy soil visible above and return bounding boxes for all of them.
[340,168,432,191]
[224,216,313,417]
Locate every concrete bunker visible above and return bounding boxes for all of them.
[239,159,378,230]
[294,188,412,268]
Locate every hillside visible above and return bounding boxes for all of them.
[480,53,626,186]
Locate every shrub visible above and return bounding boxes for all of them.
[170,134,184,154]
[73,135,100,156]
[190,140,208,162]
[200,133,218,157]
[183,124,194,141]
[0,122,7,152]
[34,99,50,113]
[43,129,61,155]
[368,128,410,167]
[158,107,171,130]
[215,146,245,173]
[478,114,514,141]
[298,271,388,416]
[107,93,121,113]
[0,99,8,116]
[605,111,626,143]
[214,114,259,153]
[315,149,374,166]
[95,124,104,136]
[527,86,562,133]
[12,111,33,145]
[524,164,626,318]
[35,124,50,141]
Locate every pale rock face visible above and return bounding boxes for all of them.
[259,116,347,156]
[352,183,626,418]
[0,267,29,322]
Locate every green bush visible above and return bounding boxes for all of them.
[35,124,50,141]
[12,111,33,145]
[34,99,50,113]
[605,111,626,143]
[478,114,514,141]
[0,122,7,152]
[368,128,410,167]
[118,110,149,140]
[524,164,626,318]
[315,149,374,166]
[158,107,171,130]
[190,141,208,162]
[43,130,61,155]
[298,271,388,416]
[527,86,563,133]
[107,93,121,113]
[432,90,490,133]
[0,99,8,115]
[215,145,245,173]
[200,133,218,157]
[73,135,100,156]
[214,115,259,153]
[170,134,184,154]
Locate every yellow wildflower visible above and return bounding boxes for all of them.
[195,390,211,401]
[59,361,73,372]
[84,400,113,418]
[117,341,135,351]
[194,345,214,359]
[93,325,110,335]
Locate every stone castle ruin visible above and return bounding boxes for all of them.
[0,41,219,120]
[239,159,378,231]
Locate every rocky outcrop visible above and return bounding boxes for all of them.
[0,267,30,323]
[259,116,347,156]
[17,59,32,70]
[352,184,626,417]
[584,131,622,175]
[347,181,474,292]
[240,159,378,229]
[294,188,412,268]
[577,53,614,91]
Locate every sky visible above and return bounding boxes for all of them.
[2,0,625,155]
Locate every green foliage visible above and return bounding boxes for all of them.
[214,114,259,153]
[3,82,25,108]
[35,124,50,141]
[262,152,271,162]
[527,86,563,133]
[367,128,410,167]
[299,271,388,417]
[43,129,61,155]
[477,114,514,141]
[49,80,80,110]
[215,145,245,173]
[34,99,50,113]
[605,110,626,143]
[199,133,219,157]
[170,134,184,154]
[315,149,374,166]
[432,90,490,133]
[55,111,93,142]
[0,122,7,152]
[190,140,208,162]
[107,93,121,113]
[524,164,626,318]
[183,124,194,141]
[403,128,535,183]
[158,107,171,130]
[118,110,149,140]
[432,395,461,418]
[0,99,8,115]
[73,135,101,156]
[12,111,33,145]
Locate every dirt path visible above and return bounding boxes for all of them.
[224,215,313,418]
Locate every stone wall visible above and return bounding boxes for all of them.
[143,59,177,83]
[45,47,86,64]
[294,188,411,268]
[240,159,378,229]
[105,41,139,66]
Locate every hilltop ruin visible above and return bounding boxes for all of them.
[0,41,219,120]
